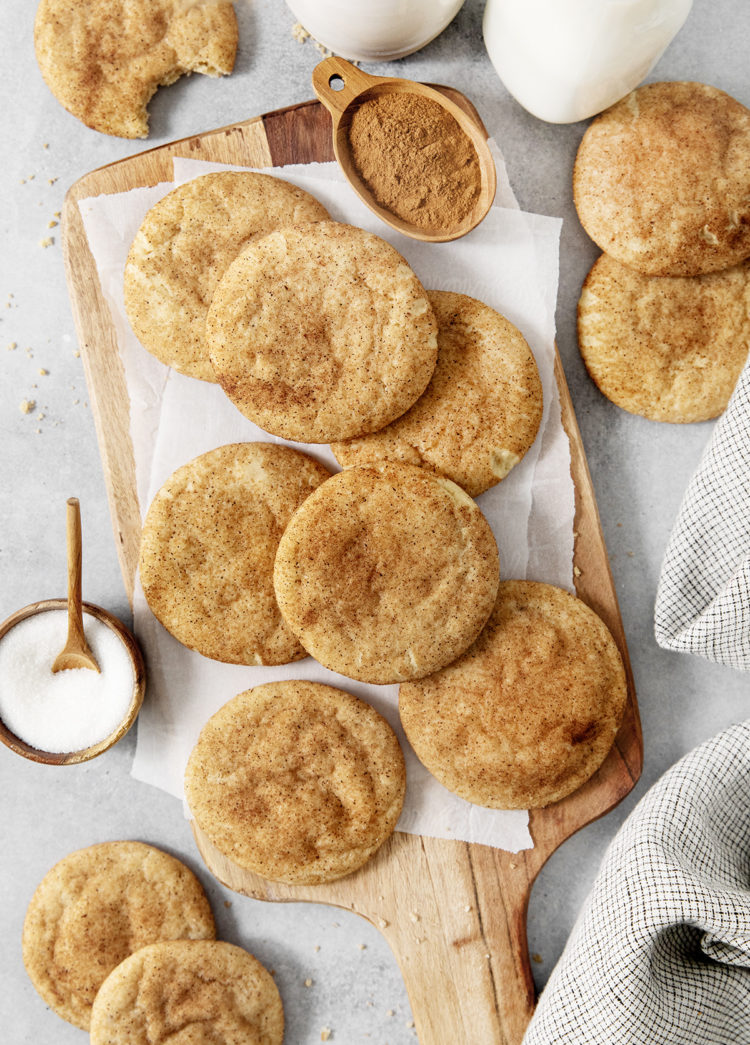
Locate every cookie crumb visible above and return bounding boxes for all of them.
[38,368,48,376]
[223,900,232,908]
[291,22,310,44]
[48,220,58,229]
[313,945,320,952]
[573,565,582,577]
[40,237,54,248]
[386,1009,395,1017]
[19,399,36,414]
[463,905,472,912]
[304,978,313,988]
[358,943,366,950]
[531,952,543,964]
[378,918,389,929]
[48,178,58,185]
[320,1029,332,1041]
[43,143,49,149]
[6,342,17,351]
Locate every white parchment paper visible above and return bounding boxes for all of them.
[78,143,568,852]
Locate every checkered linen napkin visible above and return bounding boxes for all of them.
[654,358,750,669]
[522,720,750,1045]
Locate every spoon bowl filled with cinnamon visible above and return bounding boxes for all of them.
[313,57,497,242]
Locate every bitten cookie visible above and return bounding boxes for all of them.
[273,461,500,684]
[185,681,406,884]
[399,581,628,809]
[89,940,283,1045]
[332,290,543,496]
[124,172,330,381]
[578,254,750,423]
[22,842,215,1030]
[573,82,750,276]
[34,0,238,138]
[206,222,439,442]
[139,443,331,665]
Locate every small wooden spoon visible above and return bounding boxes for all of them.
[51,497,100,673]
[312,56,497,243]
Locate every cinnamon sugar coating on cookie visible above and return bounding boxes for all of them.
[89,940,283,1045]
[22,842,215,1030]
[34,0,238,138]
[273,461,500,684]
[574,82,750,276]
[332,290,542,496]
[185,681,405,884]
[399,581,627,809]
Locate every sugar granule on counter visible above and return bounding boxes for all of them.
[0,610,134,752]
[19,399,35,414]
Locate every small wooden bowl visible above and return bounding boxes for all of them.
[0,599,146,765]
[312,56,497,243]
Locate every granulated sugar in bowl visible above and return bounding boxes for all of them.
[0,601,145,763]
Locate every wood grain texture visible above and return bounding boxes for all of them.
[62,91,642,1045]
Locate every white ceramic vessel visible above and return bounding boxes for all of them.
[286,0,466,62]
[483,0,693,123]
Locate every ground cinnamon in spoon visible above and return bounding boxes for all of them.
[346,92,481,232]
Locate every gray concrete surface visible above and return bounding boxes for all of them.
[1,1,748,1041]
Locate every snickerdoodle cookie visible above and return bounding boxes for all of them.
[34,0,237,138]
[22,841,215,1030]
[185,681,406,884]
[332,291,543,495]
[139,443,331,665]
[578,254,750,422]
[206,222,439,442]
[124,172,330,381]
[399,581,628,809]
[89,940,283,1045]
[573,82,750,276]
[273,461,500,684]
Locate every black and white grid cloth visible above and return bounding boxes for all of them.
[522,720,750,1045]
[654,358,750,669]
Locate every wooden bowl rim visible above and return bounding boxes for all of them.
[0,599,146,765]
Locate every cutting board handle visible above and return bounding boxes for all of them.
[193,825,536,1044]
[377,835,536,1044]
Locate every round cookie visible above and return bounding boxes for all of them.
[573,82,750,276]
[206,221,439,442]
[139,442,331,665]
[578,254,750,423]
[124,172,330,381]
[399,581,628,809]
[185,681,406,885]
[331,290,543,496]
[90,940,283,1045]
[34,0,237,139]
[273,461,500,684]
[22,841,215,1030]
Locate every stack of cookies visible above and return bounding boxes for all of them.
[574,81,750,423]
[122,168,627,888]
[23,841,284,1043]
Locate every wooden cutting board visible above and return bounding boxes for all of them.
[62,91,643,1045]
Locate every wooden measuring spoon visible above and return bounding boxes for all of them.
[312,56,497,243]
[51,497,100,673]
